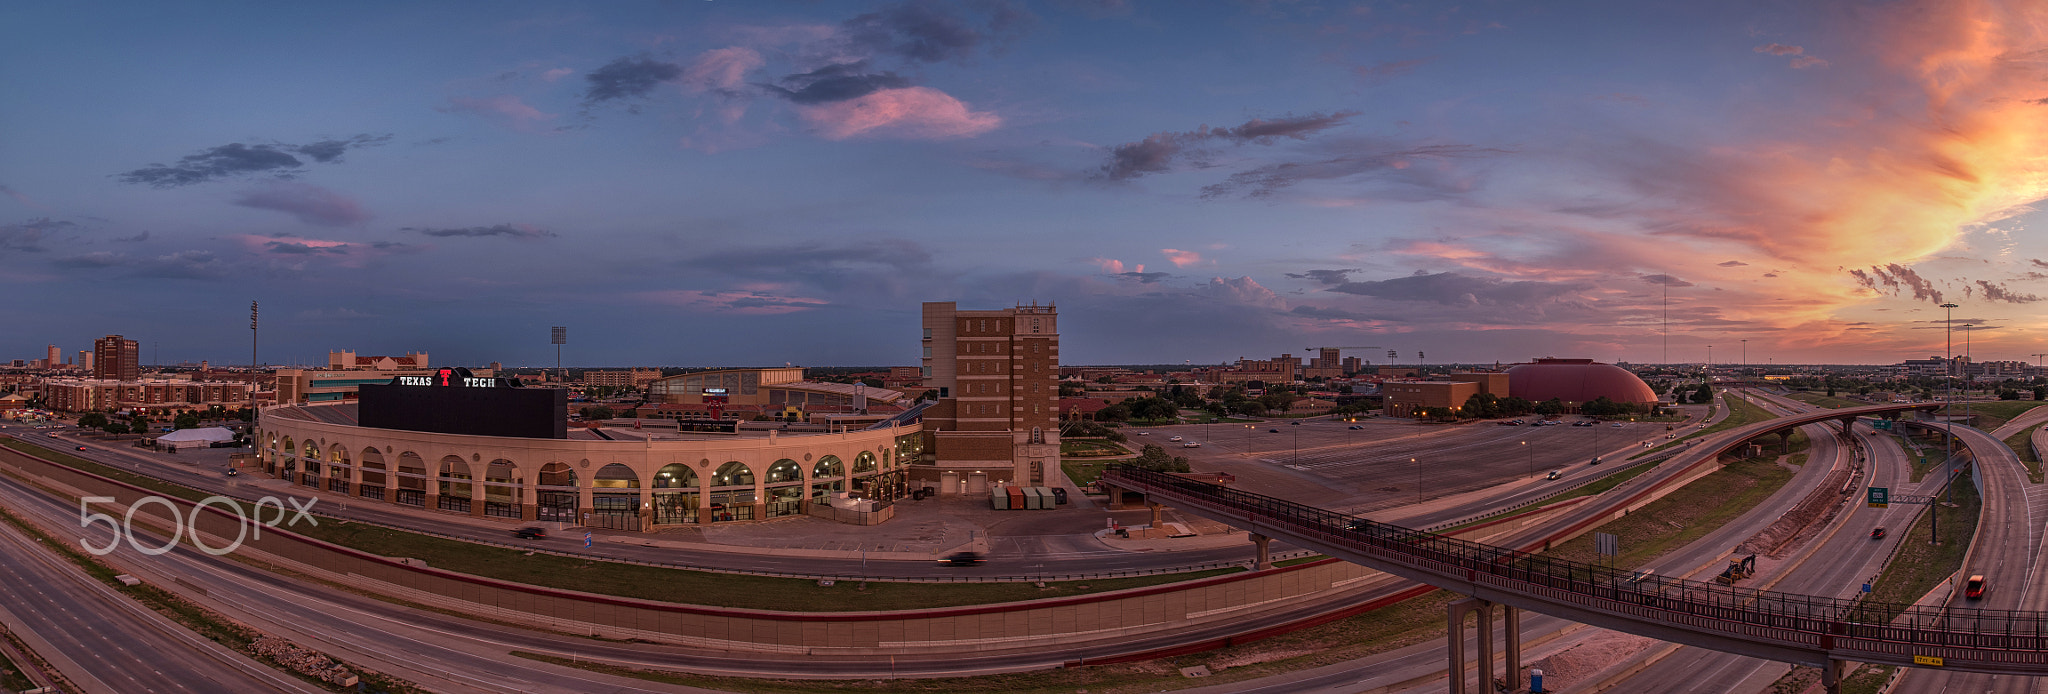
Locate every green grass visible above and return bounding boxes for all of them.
[1060,439,1128,457]
[1545,453,1796,569]
[511,589,1461,694]
[1272,554,1324,568]
[2005,428,2043,483]
[0,439,1242,612]
[1785,392,1869,409]
[1839,664,1895,694]
[1939,400,2048,431]
[1434,462,1663,535]
[1062,460,1105,487]
[1860,471,1980,617]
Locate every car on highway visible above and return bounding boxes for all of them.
[1590,456,1602,465]
[1546,470,1561,480]
[940,551,985,566]
[1870,527,1886,540]
[1966,574,1986,599]
[1348,425,1364,430]
[514,527,548,540]
[1168,435,1183,441]
[1181,441,1200,448]
[1291,421,1302,425]
[226,468,238,476]
[74,445,86,451]
[1345,519,1371,532]
[1136,432,1150,436]
[1268,428,1281,433]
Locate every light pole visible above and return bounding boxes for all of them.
[1740,339,1748,403]
[1963,323,1974,409]
[1523,440,1531,478]
[1938,302,1959,538]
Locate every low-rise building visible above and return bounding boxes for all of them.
[42,378,252,413]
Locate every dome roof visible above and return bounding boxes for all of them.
[1504,358,1657,405]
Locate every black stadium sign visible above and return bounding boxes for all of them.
[358,367,567,439]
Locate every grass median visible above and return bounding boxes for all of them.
[1937,400,2048,431]
[2004,429,2043,483]
[1629,392,1775,460]
[0,439,1242,612]
[1785,392,1868,409]
[1544,451,1795,570]
[0,650,32,692]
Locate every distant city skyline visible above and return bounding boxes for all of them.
[1,1,2042,367]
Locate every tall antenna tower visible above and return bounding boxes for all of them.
[250,301,259,371]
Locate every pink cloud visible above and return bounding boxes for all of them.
[635,289,828,315]
[800,87,1001,140]
[439,95,557,132]
[1090,258,1125,273]
[682,47,764,92]
[540,67,574,82]
[1790,55,1830,69]
[231,182,369,226]
[1754,43,1805,56]
[1161,248,1203,267]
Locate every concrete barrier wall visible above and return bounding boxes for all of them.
[0,442,1377,656]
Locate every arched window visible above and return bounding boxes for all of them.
[764,459,802,484]
[812,456,843,479]
[853,451,877,474]
[594,463,639,489]
[653,463,697,488]
[538,462,577,487]
[711,461,754,488]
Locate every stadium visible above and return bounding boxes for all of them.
[254,369,924,530]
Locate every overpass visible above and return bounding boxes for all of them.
[1101,402,2048,693]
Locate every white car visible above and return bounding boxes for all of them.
[1182,442,1201,448]
[1168,435,1183,441]
[1136,431,1150,436]
[1610,422,1625,427]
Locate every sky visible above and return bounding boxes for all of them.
[2,0,2045,369]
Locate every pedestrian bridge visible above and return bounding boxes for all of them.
[1103,448,2048,683]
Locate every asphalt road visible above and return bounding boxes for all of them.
[0,494,321,693]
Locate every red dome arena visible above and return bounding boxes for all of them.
[1505,358,1658,407]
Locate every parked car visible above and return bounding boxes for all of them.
[1268,428,1281,433]
[1966,574,1987,599]
[1136,432,1150,436]
[1348,425,1364,430]
[1182,442,1201,448]
[940,551,986,566]
[1291,421,1302,425]
[1611,422,1625,427]
[1870,527,1886,540]
[515,527,547,540]
[1168,435,1183,441]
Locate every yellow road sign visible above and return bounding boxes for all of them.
[1913,655,1945,667]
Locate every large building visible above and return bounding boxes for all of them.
[94,335,139,381]
[275,350,441,404]
[43,378,252,413]
[1504,358,1658,410]
[583,368,663,388]
[919,301,1059,495]
[1382,372,1510,417]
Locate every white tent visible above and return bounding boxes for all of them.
[156,427,236,450]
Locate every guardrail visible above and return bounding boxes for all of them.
[1105,464,2048,674]
[1417,451,1677,534]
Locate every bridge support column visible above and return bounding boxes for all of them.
[1148,501,1163,531]
[1820,659,1843,694]
[1448,598,1498,694]
[1249,533,1271,570]
[1504,605,1521,691]
[1105,485,1123,509]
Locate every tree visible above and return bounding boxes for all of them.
[103,422,129,435]
[1999,388,2022,400]
[77,412,108,429]
[174,412,201,430]
[1128,444,1191,473]
[580,406,615,421]
[1058,382,1086,397]
[1096,376,1115,384]
[1690,384,1714,404]
[2035,385,2047,401]
[1534,398,1567,416]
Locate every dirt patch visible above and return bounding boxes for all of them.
[1523,629,1656,690]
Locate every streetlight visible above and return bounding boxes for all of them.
[1740,339,1749,403]
[1522,440,1531,479]
[1938,302,1959,541]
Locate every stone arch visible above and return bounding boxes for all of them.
[711,461,754,488]
[538,461,577,487]
[853,450,876,474]
[764,459,802,484]
[482,458,522,517]
[812,455,843,479]
[281,436,295,458]
[652,463,699,525]
[535,462,578,522]
[393,451,428,503]
[811,455,846,503]
[437,455,474,508]
[653,463,697,488]
[594,463,639,488]
[329,443,348,464]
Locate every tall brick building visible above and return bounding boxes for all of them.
[919,301,1060,495]
[94,334,139,381]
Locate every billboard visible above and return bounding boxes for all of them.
[358,367,567,439]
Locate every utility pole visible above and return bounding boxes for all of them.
[250,301,259,372]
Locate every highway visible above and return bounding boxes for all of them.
[0,492,323,693]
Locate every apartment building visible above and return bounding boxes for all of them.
[919,301,1060,494]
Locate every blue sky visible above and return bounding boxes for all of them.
[3,1,2044,368]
